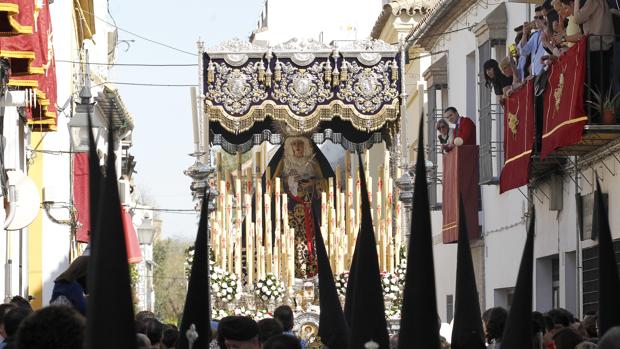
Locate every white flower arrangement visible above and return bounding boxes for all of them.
[334,272,349,297]
[210,267,238,302]
[381,272,401,302]
[396,248,408,286]
[254,273,285,303]
[212,308,230,320]
[184,246,216,279]
[385,306,401,320]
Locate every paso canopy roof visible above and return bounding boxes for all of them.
[202,38,402,153]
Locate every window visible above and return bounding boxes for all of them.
[427,85,446,209]
[582,240,620,315]
[478,39,505,184]
[446,294,454,323]
[552,257,560,309]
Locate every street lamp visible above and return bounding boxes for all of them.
[68,86,104,152]
[137,219,156,245]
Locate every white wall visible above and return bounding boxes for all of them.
[422,1,533,314]
[36,0,117,306]
[254,0,384,44]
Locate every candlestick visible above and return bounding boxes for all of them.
[227,194,234,274]
[248,223,255,285]
[205,106,211,164]
[264,193,272,274]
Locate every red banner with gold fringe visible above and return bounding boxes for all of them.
[442,145,480,243]
[500,79,535,193]
[540,37,588,159]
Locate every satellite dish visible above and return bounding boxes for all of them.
[6,170,40,230]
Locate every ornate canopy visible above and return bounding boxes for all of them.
[203,38,402,153]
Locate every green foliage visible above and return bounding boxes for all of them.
[586,84,620,112]
[153,238,190,325]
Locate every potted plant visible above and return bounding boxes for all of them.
[586,84,620,125]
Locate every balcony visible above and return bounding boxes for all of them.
[516,36,620,181]
[441,145,480,243]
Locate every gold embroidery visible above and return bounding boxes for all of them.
[508,112,519,138]
[554,66,568,113]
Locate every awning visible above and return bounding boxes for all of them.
[204,38,402,153]
[121,209,142,264]
[0,0,33,36]
[73,0,96,45]
[5,0,58,131]
[94,84,134,133]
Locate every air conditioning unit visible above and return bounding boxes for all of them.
[118,180,130,204]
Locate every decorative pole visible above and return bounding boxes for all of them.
[395,38,414,242]
[185,39,217,210]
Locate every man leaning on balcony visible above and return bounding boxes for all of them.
[443,107,476,152]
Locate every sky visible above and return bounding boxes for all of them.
[108,0,264,241]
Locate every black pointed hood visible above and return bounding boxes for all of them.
[177,192,212,348]
[312,204,350,348]
[87,111,102,241]
[85,120,137,349]
[398,117,441,349]
[595,180,620,336]
[450,197,485,349]
[348,155,389,349]
[500,210,535,349]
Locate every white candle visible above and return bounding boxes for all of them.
[264,193,272,273]
[190,87,199,145]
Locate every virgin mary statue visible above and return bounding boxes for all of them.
[263,135,334,279]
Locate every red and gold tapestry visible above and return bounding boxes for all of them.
[500,79,535,193]
[540,37,588,159]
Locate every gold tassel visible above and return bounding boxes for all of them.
[340,61,348,82]
[391,59,398,81]
[324,61,332,83]
[258,62,265,83]
[275,61,282,82]
[207,61,215,84]
[265,67,272,88]
[332,67,339,88]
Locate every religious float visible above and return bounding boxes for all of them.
[185,37,410,344]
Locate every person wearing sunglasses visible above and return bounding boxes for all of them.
[519,6,548,76]
[435,119,453,153]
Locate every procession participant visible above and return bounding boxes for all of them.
[218,316,260,349]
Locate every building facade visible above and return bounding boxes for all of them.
[0,0,154,311]
[408,0,620,322]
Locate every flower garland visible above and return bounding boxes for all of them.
[254,273,286,303]
[211,307,271,321]
[334,272,349,297]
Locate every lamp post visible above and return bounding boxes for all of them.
[67,85,104,152]
[64,56,104,260]
[137,219,156,311]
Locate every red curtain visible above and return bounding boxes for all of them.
[73,153,142,264]
[73,153,91,243]
[121,210,143,264]
[500,79,535,193]
[442,145,480,243]
[540,37,588,159]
